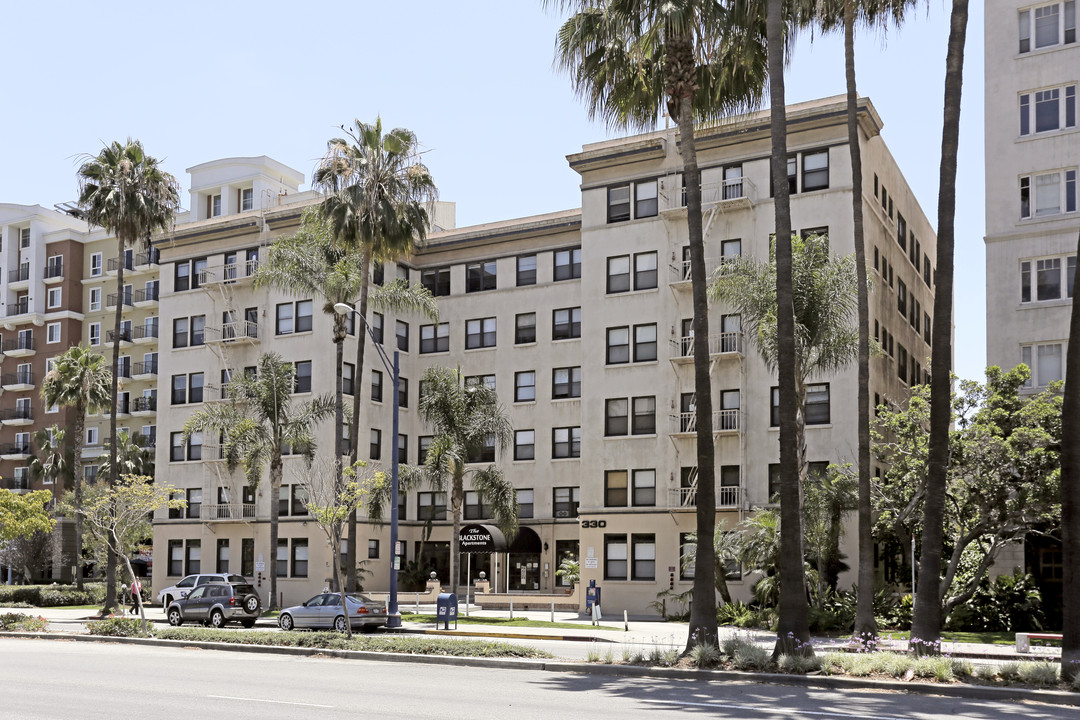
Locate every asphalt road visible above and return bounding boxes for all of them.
[1,638,1077,720]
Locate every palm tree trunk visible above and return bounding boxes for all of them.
[346,250,372,592]
[1061,227,1080,682]
[450,465,464,599]
[269,456,282,611]
[769,0,812,659]
[71,404,87,590]
[912,0,968,656]
[104,233,125,612]
[845,0,877,644]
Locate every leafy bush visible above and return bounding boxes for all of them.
[0,613,47,632]
[87,617,148,637]
[0,583,106,607]
[877,593,913,630]
[778,653,821,674]
[808,589,856,632]
[974,663,998,681]
[945,571,1044,632]
[732,642,771,672]
[997,661,1021,682]
[717,600,755,627]
[1017,661,1058,687]
[912,656,954,682]
[690,643,723,669]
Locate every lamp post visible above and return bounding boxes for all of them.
[334,302,401,629]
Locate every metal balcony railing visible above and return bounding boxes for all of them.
[131,397,157,413]
[107,256,134,272]
[670,485,742,508]
[6,300,30,317]
[106,291,133,308]
[202,503,257,521]
[1,371,33,386]
[133,287,159,303]
[670,332,742,358]
[45,261,64,279]
[0,407,33,422]
[106,328,132,343]
[132,324,159,340]
[132,361,158,376]
[8,266,30,283]
[2,337,34,352]
[673,409,740,434]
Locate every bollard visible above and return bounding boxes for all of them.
[509,597,514,620]
[624,610,629,632]
[550,598,555,624]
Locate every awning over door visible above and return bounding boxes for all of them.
[459,523,508,554]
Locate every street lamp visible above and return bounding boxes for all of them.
[333,301,402,629]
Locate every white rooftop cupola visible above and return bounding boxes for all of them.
[186,156,304,222]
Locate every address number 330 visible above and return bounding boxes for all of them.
[580,519,607,528]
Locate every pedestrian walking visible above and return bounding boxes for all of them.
[130,577,142,615]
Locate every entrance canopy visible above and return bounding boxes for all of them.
[459,524,508,554]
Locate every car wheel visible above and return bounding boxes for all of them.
[210,610,226,629]
[240,619,256,628]
[243,595,260,614]
[279,613,294,631]
[167,608,183,626]
[162,595,173,608]
[333,615,348,633]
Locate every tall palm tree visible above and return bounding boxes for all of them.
[313,118,438,592]
[98,431,154,480]
[416,366,517,599]
[1062,227,1080,681]
[40,345,112,589]
[77,139,179,606]
[29,427,73,492]
[911,0,969,656]
[182,352,335,610]
[550,0,768,650]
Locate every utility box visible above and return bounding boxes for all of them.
[585,580,601,613]
[436,592,458,629]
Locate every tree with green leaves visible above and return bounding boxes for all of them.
[29,427,74,491]
[98,431,154,480]
[254,207,438,580]
[183,352,335,609]
[77,140,179,610]
[63,476,184,633]
[0,489,55,543]
[875,366,1060,624]
[40,344,112,589]
[313,118,438,592]
[912,0,969,656]
[416,366,517,599]
[550,0,769,651]
[803,464,857,604]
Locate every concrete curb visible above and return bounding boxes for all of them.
[419,628,613,643]
[5,631,1078,707]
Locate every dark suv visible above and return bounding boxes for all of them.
[166,581,262,628]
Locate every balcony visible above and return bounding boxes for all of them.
[106,328,132,345]
[133,287,159,307]
[7,265,30,289]
[201,503,257,522]
[204,320,259,345]
[106,255,134,275]
[132,324,159,344]
[0,406,34,426]
[201,444,228,463]
[669,332,742,364]
[5,299,30,318]
[200,258,259,286]
[659,175,758,215]
[135,248,160,269]
[1,371,34,391]
[0,476,30,494]
[106,291,133,309]
[669,484,743,509]
[132,361,158,379]
[44,260,64,283]
[2,337,35,357]
[671,409,740,437]
[106,397,131,418]
[0,442,32,460]
[131,397,157,415]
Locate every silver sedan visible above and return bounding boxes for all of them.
[278,593,388,633]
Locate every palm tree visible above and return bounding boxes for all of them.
[98,431,154,480]
[40,345,112,589]
[77,139,179,606]
[416,366,517,598]
[313,118,438,592]
[550,0,768,651]
[29,427,74,493]
[1062,226,1080,681]
[911,0,969,656]
[254,208,439,580]
[182,352,334,610]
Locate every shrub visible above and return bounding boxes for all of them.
[690,643,723,669]
[997,662,1021,683]
[878,593,913,631]
[974,663,998,681]
[819,652,847,675]
[732,642,771,672]
[912,656,954,682]
[585,644,602,663]
[0,613,47,632]
[1017,661,1058,687]
[778,654,821,674]
[86,617,147,637]
[0,583,106,607]
[717,601,755,627]
[945,571,1044,632]
[951,659,973,678]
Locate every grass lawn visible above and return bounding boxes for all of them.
[865,630,1037,646]
[400,612,620,631]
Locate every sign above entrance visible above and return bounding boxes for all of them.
[459,523,509,554]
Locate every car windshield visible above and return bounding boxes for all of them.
[228,575,247,584]
[176,577,195,588]
[347,595,375,604]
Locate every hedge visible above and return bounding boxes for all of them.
[0,584,106,607]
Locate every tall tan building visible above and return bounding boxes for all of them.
[150,96,936,614]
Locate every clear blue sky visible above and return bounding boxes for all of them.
[2,1,985,382]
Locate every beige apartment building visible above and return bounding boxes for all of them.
[150,95,936,614]
[984,0,1078,615]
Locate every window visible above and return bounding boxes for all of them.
[368,539,380,559]
[89,323,100,346]
[239,187,254,211]
[1019,2,1077,53]
[465,317,496,349]
[632,396,656,435]
[186,489,202,519]
[371,370,383,402]
[46,287,61,309]
[207,193,222,218]
[277,540,288,578]
[395,321,409,352]
[554,247,582,281]
[605,399,628,436]
[467,433,496,463]
[291,486,309,516]
[552,307,581,340]
[370,312,383,343]
[172,375,187,404]
[552,427,580,459]
[634,252,658,290]
[420,323,450,353]
[372,262,385,286]
[398,434,408,464]
[514,371,535,402]
[632,534,656,581]
[46,323,61,344]
[466,260,497,292]
[174,257,206,291]
[86,427,99,447]
[553,487,580,518]
[294,361,312,393]
[604,535,628,580]
[924,256,932,286]
[801,150,829,191]
[276,300,313,334]
[516,255,537,286]
[217,539,230,573]
[607,327,630,364]
[924,312,932,344]
[1021,255,1076,302]
[1021,342,1065,386]
[806,383,831,424]
[1021,85,1077,135]
[634,324,657,361]
[464,491,486,520]
[170,432,185,462]
[514,430,535,461]
[465,374,496,390]
[607,256,631,293]
[187,431,203,461]
[168,541,183,575]
[185,540,201,575]
[1021,170,1078,218]
[515,313,536,344]
[720,239,742,263]
[552,367,581,399]
[632,469,656,506]
[635,180,658,218]
[421,267,450,296]
[419,492,447,521]
[897,280,907,316]
[343,362,355,395]
[90,252,102,277]
[607,184,631,222]
[898,345,909,383]
[191,315,205,346]
[605,470,628,506]
[897,214,908,251]
[370,429,382,460]
[173,318,189,348]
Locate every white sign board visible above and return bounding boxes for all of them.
[584,557,599,569]
[255,561,265,573]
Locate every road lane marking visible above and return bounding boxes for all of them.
[642,698,905,720]
[208,695,333,708]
